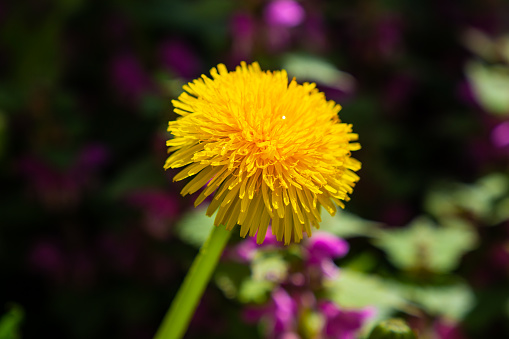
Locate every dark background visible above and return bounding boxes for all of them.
[1,0,509,338]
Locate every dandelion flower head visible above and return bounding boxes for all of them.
[165,62,361,245]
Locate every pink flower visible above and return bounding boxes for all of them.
[264,0,305,27]
[433,318,467,339]
[110,53,151,103]
[319,301,376,339]
[159,39,201,79]
[28,239,66,283]
[227,227,280,262]
[305,232,349,279]
[230,12,256,63]
[491,121,509,149]
[126,189,179,239]
[18,144,108,210]
[243,288,298,339]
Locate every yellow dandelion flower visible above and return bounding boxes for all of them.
[165,62,361,245]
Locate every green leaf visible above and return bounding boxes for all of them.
[495,197,509,224]
[425,174,509,225]
[214,262,252,300]
[299,310,325,339]
[251,252,288,283]
[368,318,416,339]
[501,36,509,64]
[175,207,216,248]
[318,210,382,238]
[238,279,274,304]
[326,269,406,310]
[398,282,474,321]
[0,304,24,339]
[282,54,355,91]
[466,61,509,116]
[373,216,477,273]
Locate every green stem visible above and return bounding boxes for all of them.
[154,225,232,339]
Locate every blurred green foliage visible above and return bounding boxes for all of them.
[1,0,509,338]
[0,305,23,339]
[374,217,477,273]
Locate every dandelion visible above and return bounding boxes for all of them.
[165,62,361,245]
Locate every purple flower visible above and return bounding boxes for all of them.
[98,231,140,274]
[382,74,416,114]
[243,288,298,339]
[159,39,201,79]
[264,0,305,27]
[491,121,509,149]
[28,239,66,283]
[227,226,280,262]
[375,15,403,58]
[110,53,151,103]
[262,0,307,53]
[18,156,79,209]
[18,145,107,210]
[305,232,349,279]
[230,12,256,63]
[306,232,349,261]
[433,318,466,339]
[126,189,179,239]
[302,13,328,52]
[272,288,298,334]
[29,239,96,287]
[74,143,109,171]
[319,301,376,339]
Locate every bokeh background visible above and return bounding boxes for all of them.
[2,0,509,338]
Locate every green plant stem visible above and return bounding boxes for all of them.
[154,225,232,339]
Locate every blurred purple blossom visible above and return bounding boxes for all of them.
[231,231,374,337]
[265,25,292,53]
[19,156,80,208]
[433,318,467,339]
[489,242,509,269]
[159,39,201,79]
[28,239,66,283]
[104,13,132,44]
[98,231,140,274]
[263,0,306,53]
[306,232,349,262]
[110,53,152,103]
[76,143,109,171]
[457,80,478,107]
[18,144,108,209]
[319,301,376,339]
[226,226,280,262]
[491,121,509,149]
[305,232,349,279]
[264,0,305,28]
[243,288,298,339]
[350,13,403,64]
[382,74,416,114]
[302,13,328,52]
[187,294,227,336]
[29,238,96,287]
[230,12,256,64]
[379,202,413,226]
[244,291,374,339]
[228,238,258,262]
[375,15,403,58]
[126,189,179,240]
